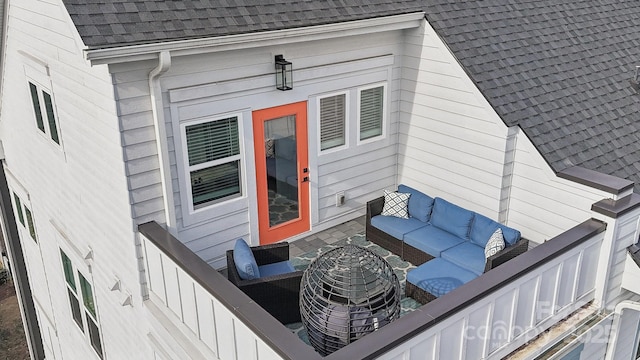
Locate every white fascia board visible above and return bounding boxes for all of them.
[85,12,425,65]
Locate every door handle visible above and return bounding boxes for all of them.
[302,176,309,183]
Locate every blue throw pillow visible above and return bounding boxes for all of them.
[398,184,434,222]
[233,239,260,280]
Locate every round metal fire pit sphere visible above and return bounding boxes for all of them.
[300,245,401,356]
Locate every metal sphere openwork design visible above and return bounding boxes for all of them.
[299,245,401,356]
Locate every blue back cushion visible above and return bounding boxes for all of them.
[233,238,260,280]
[430,198,474,240]
[398,184,434,222]
[470,213,521,247]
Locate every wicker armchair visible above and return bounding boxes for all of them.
[226,242,303,324]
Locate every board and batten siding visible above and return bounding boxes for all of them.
[399,21,612,244]
[150,31,406,267]
[1,0,156,359]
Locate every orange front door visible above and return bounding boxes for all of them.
[253,102,310,245]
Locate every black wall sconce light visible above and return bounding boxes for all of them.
[275,55,293,91]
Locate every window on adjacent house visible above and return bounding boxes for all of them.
[358,85,385,142]
[60,250,103,358]
[184,116,241,210]
[24,206,37,242]
[11,192,36,243]
[319,93,346,151]
[28,81,60,145]
[12,192,25,226]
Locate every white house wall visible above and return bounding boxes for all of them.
[1,0,155,358]
[399,20,610,244]
[109,30,408,267]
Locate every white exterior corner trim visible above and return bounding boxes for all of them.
[84,12,425,65]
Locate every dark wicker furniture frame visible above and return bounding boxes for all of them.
[226,242,303,324]
[366,195,529,303]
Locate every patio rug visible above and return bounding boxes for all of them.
[287,233,422,345]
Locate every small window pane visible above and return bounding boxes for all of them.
[87,316,103,358]
[42,91,60,144]
[60,250,76,290]
[191,161,241,208]
[79,273,96,317]
[360,86,384,141]
[320,94,346,151]
[13,193,24,226]
[68,288,84,329]
[186,117,239,166]
[24,206,37,242]
[29,82,45,132]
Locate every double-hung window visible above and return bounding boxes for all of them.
[358,84,386,142]
[60,250,103,358]
[28,81,60,145]
[12,192,37,243]
[183,115,242,210]
[319,93,347,151]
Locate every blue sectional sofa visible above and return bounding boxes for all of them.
[366,184,528,304]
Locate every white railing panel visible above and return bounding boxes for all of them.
[557,253,580,309]
[466,303,491,357]
[489,289,516,353]
[144,239,167,304]
[212,296,236,360]
[536,264,561,324]
[410,335,437,359]
[194,283,218,354]
[163,259,183,319]
[577,242,599,298]
[235,321,258,360]
[176,267,199,334]
[513,276,538,338]
[438,320,464,359]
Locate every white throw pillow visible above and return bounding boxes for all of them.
[484,228,505,259]
[381,190,410,219]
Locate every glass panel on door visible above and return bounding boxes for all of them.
[263,115,300,227]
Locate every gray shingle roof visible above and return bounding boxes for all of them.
[422,0,640,190]
[62,0,424,49]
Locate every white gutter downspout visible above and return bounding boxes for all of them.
[148,51,176,230]
[604,300,640,359]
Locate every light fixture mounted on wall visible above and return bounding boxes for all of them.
[275,55,293,91]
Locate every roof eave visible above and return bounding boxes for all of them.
[85,12,425,65]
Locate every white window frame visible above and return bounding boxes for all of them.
[180,113,245,214]
[317,91,349,154]
[26,78,62,146]
[356,83,387,145]
[59,249,104,359]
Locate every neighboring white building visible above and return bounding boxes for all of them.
[1,0,640,359]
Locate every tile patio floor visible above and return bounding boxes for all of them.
[288,216,367,258]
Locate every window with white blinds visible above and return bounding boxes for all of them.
[359,85,385,141]
[319,93,346,151]
[184,116,242,209]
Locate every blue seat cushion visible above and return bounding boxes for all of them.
[407,258,478,297]
[470,213,521,247]
[441,242,486,276]
[404,225,465,257]
[398,184,435,222]
[233,239,260,280]
[430,198,474,240]
[258,261,296,277]
[370,215,427,240]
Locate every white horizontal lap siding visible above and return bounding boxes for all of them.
[110,61,167,226]
[605,211,640,308]
[398,22,508,216]
[2,1,154,359]
[509,133,608,243]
